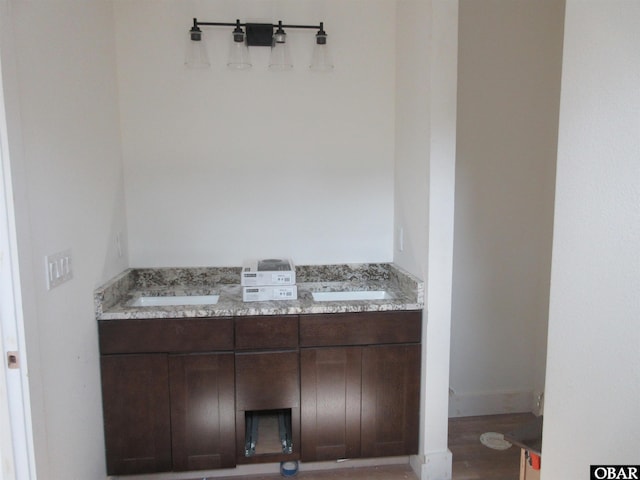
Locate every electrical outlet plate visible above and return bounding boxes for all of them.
[46,249,73,289]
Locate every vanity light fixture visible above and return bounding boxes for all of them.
[268,21,292,71]
[310,23,334,72]
[185,18,333,71]
[185,19,210,69]
[228,19,251,69]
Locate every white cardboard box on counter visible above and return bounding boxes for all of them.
[241,258,296,286]
[242,285,298,302]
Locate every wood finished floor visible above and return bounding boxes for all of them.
[197,413,536,480]
[208,464,418,480]
[449,412,537,480]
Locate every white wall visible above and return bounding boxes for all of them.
[542,1,640,477]
[0,1,128,478]
[115,0,396,267]
[395,1,458,478]
[449,0,563,417]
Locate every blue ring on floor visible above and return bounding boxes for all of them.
[280,460,298,477]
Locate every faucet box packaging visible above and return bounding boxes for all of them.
[242,285,298,302]
[241,258,296,286]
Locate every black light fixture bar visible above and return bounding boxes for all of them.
[191,18,325,47]
[192,18,323,30]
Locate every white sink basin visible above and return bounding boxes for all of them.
[312,291,393,302]
[129,295,220,307]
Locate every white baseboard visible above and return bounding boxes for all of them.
[532,389,545,416]
[448,389,535,417]
[299,455,409,472]
[114,456,410,480]
[411,450,453,480]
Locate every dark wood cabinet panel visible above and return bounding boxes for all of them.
[235,351,300,411]
[361,344,420,457]
[101,354,171,475]
[300,342,420,462]
[99,318,234,354]
[299,311,421,347]
[235,315,298,350]
[169,353,236,471]
[300,347,362,461]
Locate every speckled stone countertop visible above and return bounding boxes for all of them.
[95,263,424,320]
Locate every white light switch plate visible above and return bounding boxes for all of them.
[46,249,73,289]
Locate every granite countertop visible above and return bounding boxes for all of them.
[94,263,424,320]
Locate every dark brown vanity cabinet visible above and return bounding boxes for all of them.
[99,318,235,475]
[299,311,422,462]
[99,310,421,475]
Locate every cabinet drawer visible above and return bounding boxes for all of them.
[299,311,421,347]
[235,315,298,350]
[99,318,234,354]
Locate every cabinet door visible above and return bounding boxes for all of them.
[300,347,362,461]
[361,344,420,457]
[101,354,171,475]
[169,353,236,471]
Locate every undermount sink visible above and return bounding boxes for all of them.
[129,294,220,307]
[311,291,393,302]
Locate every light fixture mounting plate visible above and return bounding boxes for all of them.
[246,23,274,46]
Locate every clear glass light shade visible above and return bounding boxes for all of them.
[227,36,251,70]
[310,42,334,72]
[268,32,293,71]
[185,33,210,69]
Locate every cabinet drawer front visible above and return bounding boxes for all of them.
[235,315,298,350]
[299,311,421,347]
[99,318,234,354]
[235,351,300,411]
